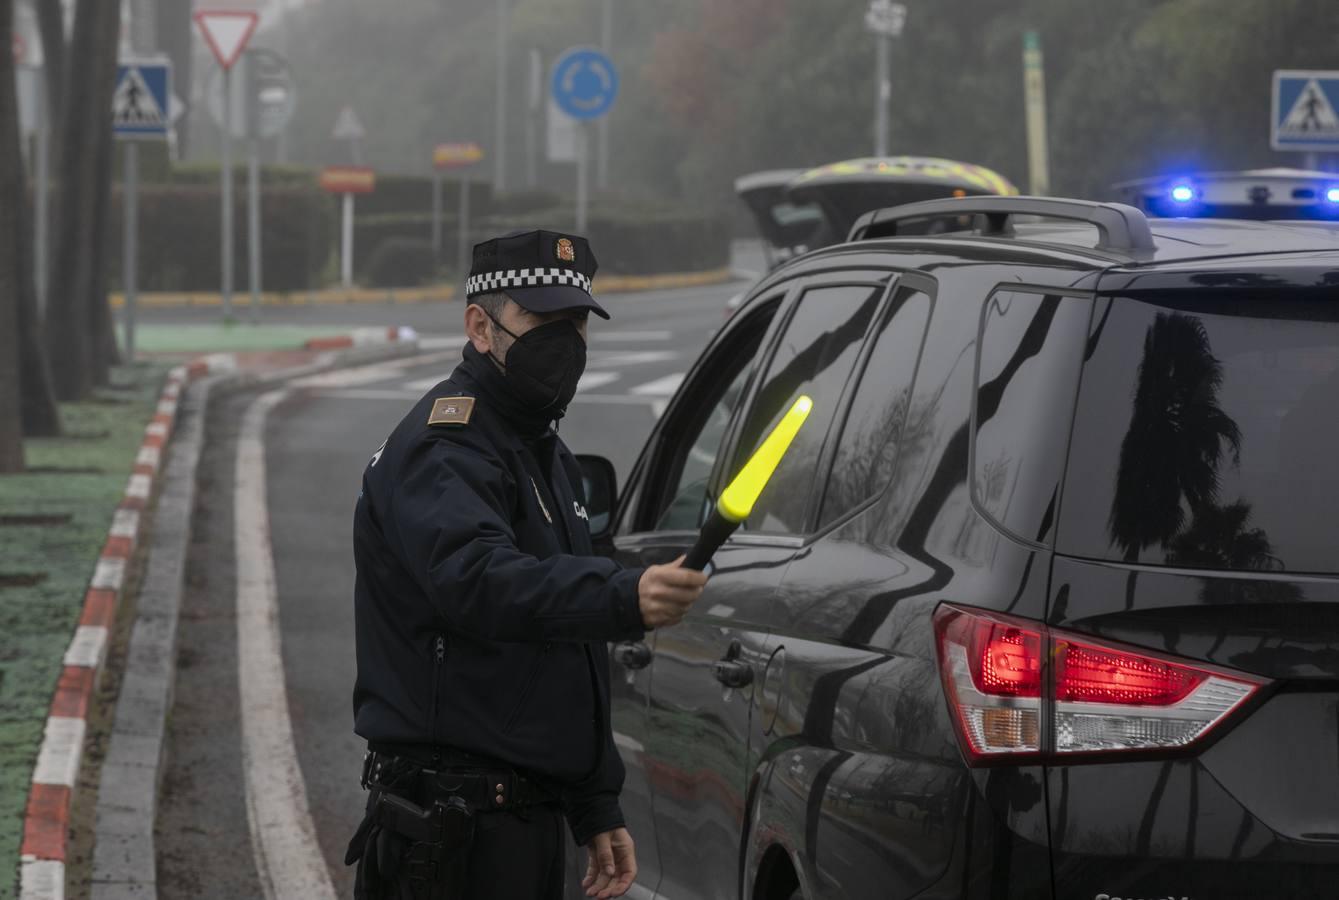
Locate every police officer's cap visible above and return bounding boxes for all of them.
[466,230,608,320]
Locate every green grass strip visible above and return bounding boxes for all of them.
[0,363,169,898]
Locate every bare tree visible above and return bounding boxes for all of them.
[0,0,28,471]
[43,0,121,398]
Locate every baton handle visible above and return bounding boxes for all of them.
[683,510,739,571]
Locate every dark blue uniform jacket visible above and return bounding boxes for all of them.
[352,344,647,846]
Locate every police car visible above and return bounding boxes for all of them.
[578,195,1339,899]
[1114,167,1339,219]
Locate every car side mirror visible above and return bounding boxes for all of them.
[576,454,618,547]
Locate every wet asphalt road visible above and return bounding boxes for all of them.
[154,274,746,897]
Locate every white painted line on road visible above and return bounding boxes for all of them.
[32,717,86,787]
[577,371,621,393]
[236,389,338,900]
[319,389,417,401]
[585,350,677,369]
[612,731,645,754]
[630,373,684,396]
[418,331,671,350]
[417,335,466,350]
[290,350,458,390]
[591,330,672,342]
[63,625,109,669]
[570,394,660,407]
[401,376,449,393]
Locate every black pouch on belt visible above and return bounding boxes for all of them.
[346,790,475,900]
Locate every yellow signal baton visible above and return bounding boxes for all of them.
[683,395,813,571]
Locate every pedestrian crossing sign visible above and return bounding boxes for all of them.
[1272,70,1339,151]
[113,59,171,140]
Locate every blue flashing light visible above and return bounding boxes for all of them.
[1169,184,1196,204]
[1325,186,1339,204]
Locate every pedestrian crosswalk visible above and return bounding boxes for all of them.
[304,339,688,417]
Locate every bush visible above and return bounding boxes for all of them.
[107,184,336,291]
[362,237,437,288]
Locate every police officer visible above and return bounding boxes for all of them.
[346,229,708,899]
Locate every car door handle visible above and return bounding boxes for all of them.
[713,658,754,689]
[613,641,652,670]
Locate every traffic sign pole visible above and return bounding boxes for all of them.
[576,123,588,234]
[245,51,262,323]
[124,142,138,359]
[341,193,354,288]
[457,178,471,281]
[195,9,259,322]
[431,170,443,271]
[222,67,234,319]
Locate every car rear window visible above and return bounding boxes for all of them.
[1058,291,1339,574]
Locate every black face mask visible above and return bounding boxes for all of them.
[486,313,587,414]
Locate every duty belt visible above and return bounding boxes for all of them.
[362,748,556,812]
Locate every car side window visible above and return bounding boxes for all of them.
[818,287,933,529]
[646,301,778,532]
[973,290,1090,546]
[732,283,885,535]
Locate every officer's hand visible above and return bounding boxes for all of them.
[582,826,637,898]
[637,556,708,630]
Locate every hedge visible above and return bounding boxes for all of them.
[105,184,336,291]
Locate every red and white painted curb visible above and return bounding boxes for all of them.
[19,354,236,900]
[302,325,417,352]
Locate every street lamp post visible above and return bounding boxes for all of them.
[865,0,907,157]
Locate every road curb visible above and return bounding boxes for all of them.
[302,325,415,352]
[17,340,421,900]
[18,356,235,900]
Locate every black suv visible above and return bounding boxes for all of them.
[580,197,1339,900]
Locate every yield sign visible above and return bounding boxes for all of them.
[193,10,258,71]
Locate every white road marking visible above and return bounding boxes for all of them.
[235,389,337,900]
[418,331,672,350]
[401,376,449,393]
[290,350,457,390]
[577,371,621,392]
[318,389,416,401]
[629,373,684,396]
[585,350,676,369]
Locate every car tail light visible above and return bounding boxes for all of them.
[934,604,1267,764]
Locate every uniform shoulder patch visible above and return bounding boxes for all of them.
[427,396,475,426]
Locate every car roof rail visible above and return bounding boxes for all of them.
[848,195,1157,255]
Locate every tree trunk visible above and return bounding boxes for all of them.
[0,0,28,471]
[44,0,118,400]
[33,0,64,132]
[87,104,121,382]
[86,0,123,382]
[15,134,61,437]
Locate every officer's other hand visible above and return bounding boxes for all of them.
[582,826,637,898]
[637,556,708,630]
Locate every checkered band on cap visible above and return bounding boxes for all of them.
[466,267,593,298]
